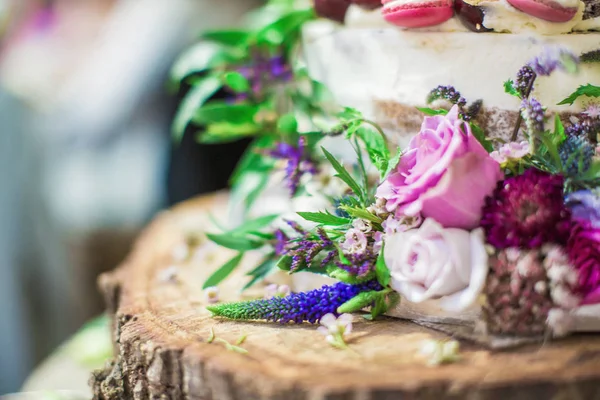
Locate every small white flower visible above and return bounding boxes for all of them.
[264,284,291,299]
[172,242,190,263]
[204,287,220,304]
[318,313,353,349]
[352,218,372,233]
[420,339,461,366]
[341,228,368,255]
[547,308,575,337]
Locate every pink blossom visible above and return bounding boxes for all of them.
[382,214,423,236]
[490,141,530,164]
[376,106,503,229]
[341,228,368,255]
[583,104,600,119]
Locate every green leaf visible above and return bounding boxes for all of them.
[338,107,363,120]
[375,245,390,287]
[326,266,374,284]
[469,122,494,153]
[203,253,244,289]
[223,71,250,93]
[198,122,261,144]
[172,75,222,142]
[296,211,351,226]
[553,113,566,143]
[503,79,521,98]
[558,84,600,105]
[356,126,391,177]
[255,8,314,46]
[383,147,403,178]
[370,296,388,319]
[206,233,264,251]
[201,29,250,47]
[230,136,276,184]
[338,205,382,224]
[417,107,449,116]
[193,102,259,125]
[337,291,380,314]
[321,147,365,202]
[243,256,277,290]
[230,214,280,236]
[276,255,294,271]
[277,113,299,135]
[170,43,222,87]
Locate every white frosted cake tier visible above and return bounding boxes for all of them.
[303,20,600,142]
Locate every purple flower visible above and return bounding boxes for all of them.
[528,47,579,76]
[515,66,536,97]
[566,191,600,229]
[583,104,600,120]
[274,229,289,256]
[282,222,336,271]
[426,85,467,108]
[206,281,382,324]
[269,137,318,196]
[520,97,545,137]
[481,169,572,248]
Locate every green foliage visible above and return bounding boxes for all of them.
[470,122,494,153]
[375,245,390,287]
[338,205,383,224]
[326,266,375,284]
[201,29,251,47]
[172,75,222,142]
[277,113,299,135]
[558,84,600,105]
[337,290,380,313]
[223,71,251,93]
[322,147,366,204]
[244,256,277,290]
[169,43,223,89]
[417,107,449,116]
[297,211,352,226]
[203,253,244,289]
[206,233,264,251]
[503,79,521,98]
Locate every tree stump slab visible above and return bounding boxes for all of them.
[91,194,600,400]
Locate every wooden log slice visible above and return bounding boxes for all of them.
[91,193,600,400]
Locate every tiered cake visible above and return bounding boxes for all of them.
[92,0,600,398]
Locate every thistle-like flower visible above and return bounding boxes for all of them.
[481,169,571,248]
[559,135,595,175]
[207,281,382,324]
[514,66,536,97]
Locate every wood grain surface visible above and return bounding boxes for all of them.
[91,193,600,400]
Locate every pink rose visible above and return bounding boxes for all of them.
[376,106,503,229]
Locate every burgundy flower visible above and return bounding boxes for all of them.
[567,221,600,305]
[481,169,571,248]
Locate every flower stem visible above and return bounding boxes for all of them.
[511,72,537,142]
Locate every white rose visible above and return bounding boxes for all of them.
[384,218,489,312]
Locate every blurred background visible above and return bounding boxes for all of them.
[0,0,260,395]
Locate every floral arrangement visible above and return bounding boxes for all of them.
[172,1,600,343]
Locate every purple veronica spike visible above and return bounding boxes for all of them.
[207,281,383,324]
[528,47,579,76]
[520,97,545,136]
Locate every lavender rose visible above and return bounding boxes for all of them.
[384,218,489,312]
[376,105,503,229]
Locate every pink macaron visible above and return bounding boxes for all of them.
[381,0,454,28]
[506,0,578,22]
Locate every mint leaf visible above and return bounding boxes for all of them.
[277,113,299,135]
[193,102,259,125]
[255,8,314,46]
[321,147,365,203]
[170,43,222,88]
[172,75,222,143]
[203,253,244,289]
[223,71,250,93]
[417,107,449,116]
[503,79,520,98]
[375,245,390,287]
[338,205,382,224]
[243,256,277,290]
[230,214,280,236]
[198,122,261,144]
[206,233,264,251]
[297,211,351,226]
[558,84,600,105]
[201,30,250,47]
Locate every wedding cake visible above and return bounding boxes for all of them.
[92,0,600,398]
